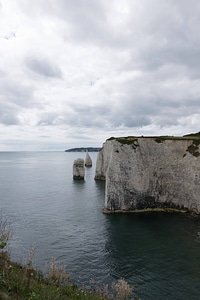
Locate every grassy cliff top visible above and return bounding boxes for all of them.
[0,251,135,300]
[107,132,200,143]
[106,133,200,156]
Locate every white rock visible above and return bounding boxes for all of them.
[73,158,85,180]
[85,151,92,167]
[95,137,200,213]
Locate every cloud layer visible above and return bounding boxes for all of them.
[0,0,200,150]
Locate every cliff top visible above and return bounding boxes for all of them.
[107,132,200,144]
[106,132,200,157]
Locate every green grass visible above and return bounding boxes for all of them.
[107,136,139,147]
[107,134,200,143]
[153,135,200,143]
[0,252,103,300]
[0,252,136,300]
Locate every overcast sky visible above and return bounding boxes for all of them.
[0,0,200,150]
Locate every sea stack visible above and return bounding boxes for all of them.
[85,151,92,167]
[73,158,85,180]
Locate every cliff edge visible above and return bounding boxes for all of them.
[95,135,200,214]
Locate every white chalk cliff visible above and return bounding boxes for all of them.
[95,135,200,214]
[85,151,92,167]
[73,158,85,180]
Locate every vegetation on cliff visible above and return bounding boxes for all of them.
[0,252,136,300]
[0,251,103,300]
[107,132,200,143]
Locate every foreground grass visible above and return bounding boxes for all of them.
[0,251,136,300]
[0,251,102,300]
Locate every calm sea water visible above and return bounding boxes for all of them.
[0,151,200,299]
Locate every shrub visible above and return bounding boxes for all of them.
[45,257,70,286]
[112,278,134,300]
[0,214,12,251]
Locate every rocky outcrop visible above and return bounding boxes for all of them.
[73,158,85,180]
[95,136,200,214]
[85,151,92,167]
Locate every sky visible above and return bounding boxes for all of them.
[0,0,200,151]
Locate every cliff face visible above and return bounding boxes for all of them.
[95,136,200,214]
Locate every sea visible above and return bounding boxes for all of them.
[0,151,200,300]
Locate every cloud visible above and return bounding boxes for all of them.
[2,32,16,40]
[25,56,63,78]
[0,104,20,125]
[0,80,34,108]
[0,0,200,150]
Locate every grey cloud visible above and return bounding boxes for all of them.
[135,40,200,75]
[94,74,200,130]
[3,32,16,40]
[69,133,94,141]
[37,112,61,126]
[110,114,151,128]
[36,104,107,128]
[56,0,107,41]
[1,0,200,150]
[0,69,6,77]
[154,116,179,128]
[70,103,107,116]
[0,80,35,108]
[17,0,200,55]
[62,113,105,128]
[25,57,62,78]
[17,0,121,47]
[66,103,110,127]
[117,1,200,77]
[55,76,197,130]
[0,104,20,125]
[64,0,200,54]
[55,100,151,129]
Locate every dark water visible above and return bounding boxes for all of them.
[0,151,200,299]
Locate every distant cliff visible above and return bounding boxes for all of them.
[95,134,200,214]
[65,147,101,152]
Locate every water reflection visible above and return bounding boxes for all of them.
[72,179,86,186]
[94,180,105,198]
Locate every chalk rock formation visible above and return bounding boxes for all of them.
[73,158,85,180]
[95,136,200,214]
[85,151,92,167]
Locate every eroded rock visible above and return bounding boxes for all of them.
[85,151,92,167]
[73,158,85,180]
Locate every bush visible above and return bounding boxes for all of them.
[0,214,12,251]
